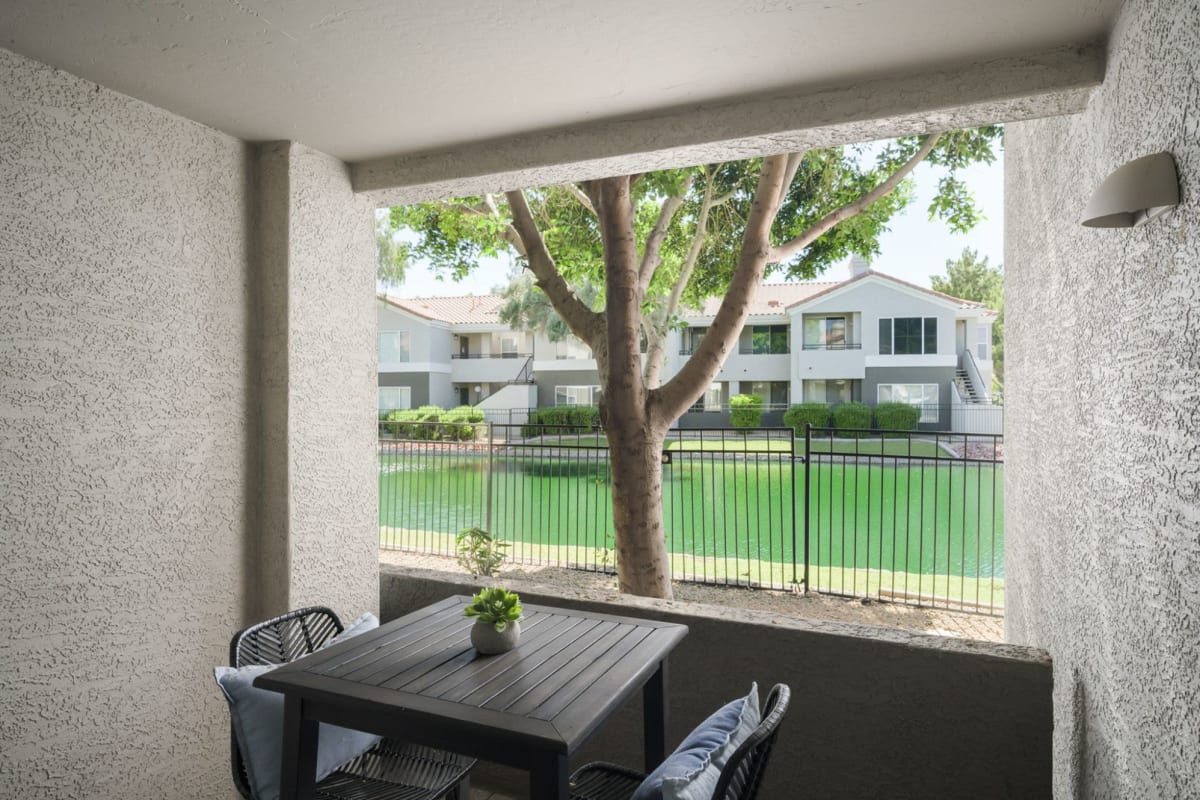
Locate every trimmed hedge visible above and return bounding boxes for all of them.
[873,402,920,433]
[730,394,764,429]
[832,402,872,436]
[380,404,484,440]
[521,405,601,437]
[443,405,486,441]
[782,403,831,433]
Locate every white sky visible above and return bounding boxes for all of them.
[385,148,1004,299]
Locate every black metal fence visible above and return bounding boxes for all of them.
[379,421,1004,614]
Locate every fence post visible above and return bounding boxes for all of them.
[803,422,811,595]
[486,422,494,532]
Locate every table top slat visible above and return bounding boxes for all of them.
[472,619,618,711]
[426,612,580,702]
[516,625,653,720]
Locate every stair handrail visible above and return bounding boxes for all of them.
[962,347,991,403]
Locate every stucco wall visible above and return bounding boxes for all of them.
[281,145,379,617]
[0,47,251,797]
[1004,1,1200,797]
[382,568,1054,800]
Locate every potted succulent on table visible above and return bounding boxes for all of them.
[464,587,523,654]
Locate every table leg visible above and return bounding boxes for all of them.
[530,751,569,800]
[643,660,668,771]
[280,694,319,800]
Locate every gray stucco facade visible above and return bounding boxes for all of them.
[536,369,602,408]
[380,371,433,408]
[1005,0,1200,795]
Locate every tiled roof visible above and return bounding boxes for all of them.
[379,294,506,324]
[690,281,841,317]
[789,270,990,311]
[378,269,990,325]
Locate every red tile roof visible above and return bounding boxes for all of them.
[379,294,506,324]
[378,270,989,324]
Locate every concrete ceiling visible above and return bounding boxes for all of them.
[2,0,1120,170]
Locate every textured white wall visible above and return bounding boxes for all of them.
[0,48,379,797]
[0,47,251,797]
[283,144,378,616]
[1004,1,1200,796]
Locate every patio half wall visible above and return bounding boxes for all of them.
[381,565,1052,799]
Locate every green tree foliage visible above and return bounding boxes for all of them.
[376,210,409,285]
[931,247,1005,388]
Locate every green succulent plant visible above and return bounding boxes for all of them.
[463,587,523,632]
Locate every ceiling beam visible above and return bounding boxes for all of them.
[355,44,1103,205]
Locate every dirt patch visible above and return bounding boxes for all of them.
[380,549,1003,642]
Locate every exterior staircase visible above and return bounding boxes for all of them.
[955,368,987,403]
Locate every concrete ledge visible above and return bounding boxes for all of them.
[381,565,1052,799]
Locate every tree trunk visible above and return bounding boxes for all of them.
[606,415,673,599]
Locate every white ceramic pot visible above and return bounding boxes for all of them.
[471,619,521,654]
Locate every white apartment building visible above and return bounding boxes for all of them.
[377,261,999,430]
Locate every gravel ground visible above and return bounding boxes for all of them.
[380,550,1004,642]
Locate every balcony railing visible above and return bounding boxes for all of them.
[802,342,862,351]
[678,346,790,356]
[451,352,531,359]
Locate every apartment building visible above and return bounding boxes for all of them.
[377,260,999,429]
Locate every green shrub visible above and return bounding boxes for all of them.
[522,405,600,437]
[782,403,831,433]
[413,405,445,440]
[383,407,423,438]
[730,394,764,429]
[444,405,485,441]
[832,402,872,436]
[455,527,508,577]
[873,402,920,433]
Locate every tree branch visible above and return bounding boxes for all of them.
[778,152,806,207]
[643,168,717,388]
[637,175,693,298]
[443,198,528,257]
[561,184,597,216]
[505,189,602,346]
[769,133,943,265]
[650,155,789,423]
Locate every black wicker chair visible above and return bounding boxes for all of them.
[568,684,790,800]
[228,606,475,800]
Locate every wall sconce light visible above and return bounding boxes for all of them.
[1081,152,1179,228]
[474,385,481,393]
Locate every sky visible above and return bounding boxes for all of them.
[384,147,1004,299]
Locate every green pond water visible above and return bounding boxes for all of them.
[379,451,1004,581]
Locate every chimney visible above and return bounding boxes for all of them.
[849,253,871,278]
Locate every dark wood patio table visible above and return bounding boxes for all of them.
[255,595,689,800]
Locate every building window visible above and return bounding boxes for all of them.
[378,331,411,363]
[977,325,990,360]
[744,381,789,407]
[690,382,725,412]
[554,337,592,360]
[555,385,601,406]
[681,326,707,355]
[804,379,854,405]
[878,317,937,355]
[378,386,412,412]
[877,383,939,422]
[749,324,789,354]
[803,316,849,349]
